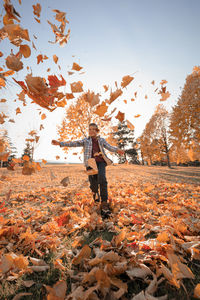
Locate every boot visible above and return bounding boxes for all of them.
[100,201,112,219]
[93,191,100,202]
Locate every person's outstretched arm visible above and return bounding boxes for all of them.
[102,138,125,155]
[51,139,85,147]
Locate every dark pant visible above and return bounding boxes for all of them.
[86,161,108,202]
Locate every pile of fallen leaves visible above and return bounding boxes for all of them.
[0,175,199,299]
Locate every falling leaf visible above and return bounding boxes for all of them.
[41,113,46,120]
[66,93,74,99]
[83,90,100,107]
[121,75,134,88]
[160,91,170,101]
[103,85,108,92]
[53,54,58,64]
[37,54,48,64]
[151,80,155,85]
[32,3,41,18]
[160,79,168,85]
[109,89,123,104]
[6,53,23,71]
[134,114,141,118]
[19,44,31,58]
[72,62,82,71]
[70,81,83,93]
[16,107,21,114]
[94,101,108,117]
[115,111,125,122]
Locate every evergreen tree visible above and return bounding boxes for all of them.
[0,129,17,167]
[113,121,138,164]
[21,141,32,162]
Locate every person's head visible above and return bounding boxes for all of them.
[89,123,99,137]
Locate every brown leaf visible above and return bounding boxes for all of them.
[20,44,31,58]
[72,245,91,265]
[70,81,83,93]
[32,3,41,18]
[115,111,124,123]
[6,53,23,71]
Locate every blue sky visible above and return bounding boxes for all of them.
[1,0,200,163]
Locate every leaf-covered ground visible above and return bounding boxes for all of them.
[0,164,200,300]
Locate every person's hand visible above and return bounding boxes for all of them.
[51,140,60,146]
[117,149,125,155]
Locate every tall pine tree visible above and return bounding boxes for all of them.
[113,120,138,164]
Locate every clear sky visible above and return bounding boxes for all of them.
[1,0,200,163]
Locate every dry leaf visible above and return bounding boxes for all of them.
[72,62,82,71]
[94,101,108,117]
[53,54,58,64]
[19,44,31,58]
[115,111,125,122]
[121,75,134,88]
[70,81,83,93]
[6,53,23,71]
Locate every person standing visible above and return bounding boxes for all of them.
[52,122,125,218]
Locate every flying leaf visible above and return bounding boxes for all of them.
[37,54,48,64]
[6,53,23,71]
[16,107,21,114]
[70,81,83,93]
[115,111,125,122]
[72,62,82,71]
[94,101,108,117]
[32,3,41,18]
[109,89,123,104]
[53,54,58,64]
[19,44,31,58]
[121,75,134,88]
[41,113,46,120]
